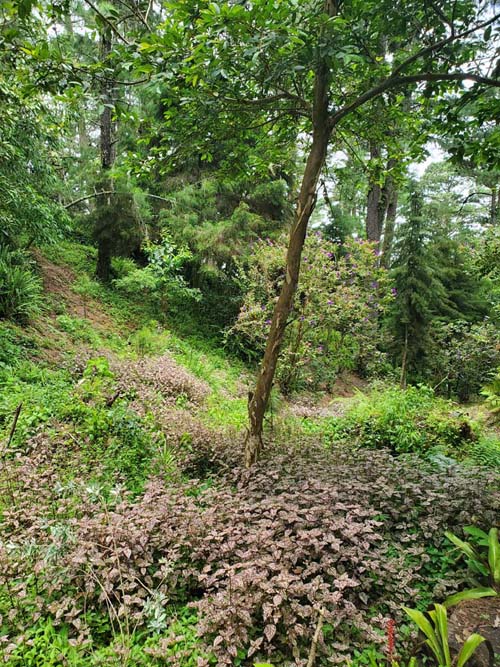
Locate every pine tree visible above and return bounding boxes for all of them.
[391,185,448,387]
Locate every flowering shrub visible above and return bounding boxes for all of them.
[226,234,393,393]
[1,435,497,666]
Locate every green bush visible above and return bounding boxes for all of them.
[130,321,165,356]
[466,435,500,470]
[0,249,43,322]
[313,384,478,457]
[481,366,500,422]
[4,618,84,666]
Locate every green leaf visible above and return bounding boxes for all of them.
[403,607,444,665]
[434,604,451,667]
[444,587,497,608]
[445,531,480,560]
[488,528,500,584]
[456,634,485,667]
[463,526,489,544]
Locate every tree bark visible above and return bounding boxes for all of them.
[400,324,408,390]
[96,26,116,282]
[365,142,383,242]
[381,158,398,267]
[245,4,334,467]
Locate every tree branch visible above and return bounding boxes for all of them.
[330,72,500,126]
[223,92,311,112]
[64,191,172,209]
[82,0,130,45]
[391,12,500,78]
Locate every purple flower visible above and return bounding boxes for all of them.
[265,319,272,325]
[391,288,398,296]
[327,299,333,305]
[371,281,379,289]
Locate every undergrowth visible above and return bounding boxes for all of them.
[300,384,488,462]
[1,243,499,666]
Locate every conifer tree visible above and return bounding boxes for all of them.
[391,184,447,387]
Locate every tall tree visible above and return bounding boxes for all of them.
[236,0,500,463]
[149,0,500,464]
[94,21,115,281]
[15,0,500,462]
[391,186,447,388]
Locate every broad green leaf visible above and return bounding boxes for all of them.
[463,526,489,544]
[444,587,497,608]
[488,528,499,584]
[434,604,451,667]
[445,531,479,560]
[403,607,444,665]
[456,633,485,667]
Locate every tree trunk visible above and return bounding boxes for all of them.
[96,239,112,282]
[96,26,116,282]
[381,158,398,267]
[400,325,408,389]
[65,13,90,156]
[245,4,334,467]
[491,184,499,225]
[366,142,383,242]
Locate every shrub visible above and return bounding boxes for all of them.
[113,238,201,317]
[129,322,165,357]
[0,249,43,322]
[226,235,394,393]
[1,440,497,666]
[429,320,500,402]
[314,384,478,457]
[481,366,500,422]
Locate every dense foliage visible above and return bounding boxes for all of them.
[1,0,500,664]
[228,235,393,393]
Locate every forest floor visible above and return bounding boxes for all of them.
[0,244,499,667]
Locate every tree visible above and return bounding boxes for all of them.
[10,0,500,463]
[219,0,500,463]
[391,185,451,387]
[147,0,500,464]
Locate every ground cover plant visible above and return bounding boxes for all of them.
[0,244,499,664]
[1,410,499,665]
[1,0,500,662]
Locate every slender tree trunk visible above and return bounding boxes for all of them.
[245,3,335,467]
[491,184,499,225]
[400,325,408,389]
[381,158,398,267]
[365,142,383,242]
[96,27,116,282]
[65,13,90,155]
